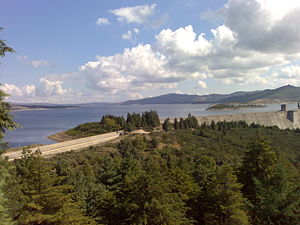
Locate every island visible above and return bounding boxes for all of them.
[206,103,266,111]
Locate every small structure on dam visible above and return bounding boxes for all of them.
[196,103,300,130]
[287,110,297,122]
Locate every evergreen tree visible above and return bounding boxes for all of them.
[141,116,147,127]
[162,118,171,132]
[0,159,14,225]
[210,120,216,130]
[239,134,300,224]
[174,118,179,130]
[179,118,185,129]
[191,156,249,225]
[116,156,191,225]
[15,149,96,225]
[0,27,14,57]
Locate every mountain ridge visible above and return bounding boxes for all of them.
[122,85,300,105]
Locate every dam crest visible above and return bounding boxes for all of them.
[196,104,300,130]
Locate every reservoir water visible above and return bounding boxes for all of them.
[4,103,298,147]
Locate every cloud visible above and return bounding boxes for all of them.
[110,4,156,24]
[198,80,207,89]
[31,60,53,68]
[95,17,110,26]
[155,25,269,80]
[122,28,139,41]
[220,0,300,53]
[79,44,186,96]
[0,78,82,103]
[268,65,300,86]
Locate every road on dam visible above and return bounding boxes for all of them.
[3,131,123,160]
[3,129,149,161]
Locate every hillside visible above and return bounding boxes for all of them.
[121,85,300,104]
[121,92,246,104]
[222,85,300,103]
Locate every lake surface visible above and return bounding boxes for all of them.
[4,103,298,147]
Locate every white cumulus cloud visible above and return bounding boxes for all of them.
[0,78,82,103]
[198,81,207,89]
[122,28,140,41]
[79,44,184,95]
[110,4,156,24]
[95,17,110,25]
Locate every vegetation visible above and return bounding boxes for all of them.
[63,111,160,139]
[2,118,300,224]
[206,103,265,111]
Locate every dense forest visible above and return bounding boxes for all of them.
[1,117,300,225]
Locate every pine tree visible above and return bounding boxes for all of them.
[16,149,96,225]
[162,118,171,132]
[179,118,185,129]
[0,27,14,57]
[191,156,249,225]
[174,118,179,130]
[116,156,191,225]
[210,120,216,130]
[239,133,300,224]
[0,159,14,225]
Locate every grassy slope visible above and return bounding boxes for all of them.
[48,122,109,141]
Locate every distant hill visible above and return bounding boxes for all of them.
[222,85,300,103]
[121,85,300,104]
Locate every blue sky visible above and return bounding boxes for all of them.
[1,0,300,103]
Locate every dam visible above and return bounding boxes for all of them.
[196,104,300,130]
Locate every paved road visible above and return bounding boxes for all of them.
[3,131,123,160]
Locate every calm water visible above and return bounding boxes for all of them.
[4,103,298,147]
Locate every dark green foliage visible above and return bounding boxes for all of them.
[66,111,161,137]
[0,27,15,58]
[184,115,198,129]
[14,149,96,225]
[174,118,179,130]
[100,114,126,131]
[141,110,160,127]
[3,119,300,225]
[240,134,300,224]
[175,114,198,130]
[66,122,109,137]
[179,117,185,129]
[0,159,14,225]
[162,118,172,132]
[191,156,249,225]
[210,120,216,130]
[0,88,19,152]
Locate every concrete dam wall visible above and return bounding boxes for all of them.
[196,110,300,129]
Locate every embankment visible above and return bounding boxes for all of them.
[196,110,300,129]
